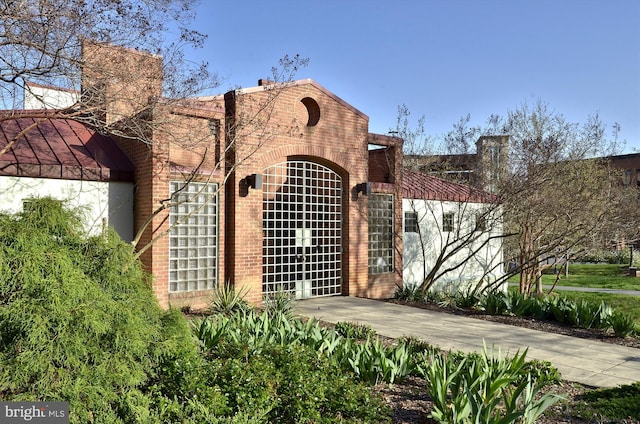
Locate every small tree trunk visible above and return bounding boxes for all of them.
[535,267,543,294]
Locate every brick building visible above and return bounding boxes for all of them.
[1,42,403,308]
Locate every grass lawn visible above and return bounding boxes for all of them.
[511,263,640,290]
[508,263,640,324]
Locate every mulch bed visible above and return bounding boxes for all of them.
[377,299,640,423]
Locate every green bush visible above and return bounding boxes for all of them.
[0,198,222,423]
[575,381,640,421]
[215,342,391,423]
[575,249,640,265]
[196,311,391,422]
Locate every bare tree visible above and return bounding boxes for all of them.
[1,1,308,261]
[398,99,632,297]
[499,100,623,294]
[1,0,216,152]
[397,106,506,295]
[403,174,505,296]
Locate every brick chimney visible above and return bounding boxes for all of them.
[476,135,509,193]
[81,40,163,125]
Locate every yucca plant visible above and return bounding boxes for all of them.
[262,290,295,319]
[209,282,249,315]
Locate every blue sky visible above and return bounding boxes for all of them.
[184,0,640,151]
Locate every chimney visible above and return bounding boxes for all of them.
[81,40,163,125]
[476,135,509,193]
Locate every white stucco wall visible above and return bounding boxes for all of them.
[0,176,134,242]
[23,85,78,110]
[402,198,504,293]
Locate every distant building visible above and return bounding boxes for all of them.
[404,135,510,193]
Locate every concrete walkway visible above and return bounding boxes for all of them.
[294,296,640,388]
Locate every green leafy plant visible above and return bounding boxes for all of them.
[480,291,511,315]
[262,290,295,319]
[574,381,640,421]
[0,198,212,423]
[608,312,637,337]
[334,321,377,340]
[398,335,440,356]
[394,283,425,302]
[521,359,562,387]
[209,282,249,315]
[418,344,563,424]
[195,310,392,422]
[453,287,481,308]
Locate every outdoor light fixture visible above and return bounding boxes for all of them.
[355,182,371,196]
[246,174,263,190]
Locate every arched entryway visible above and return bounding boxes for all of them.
[262,160,343,298]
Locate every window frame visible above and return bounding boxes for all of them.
[168,181,219,293]
[442,212,455,233]
[368,193,394,274]
[404,211,419,233]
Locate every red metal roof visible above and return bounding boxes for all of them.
[0,113,134,182]
[402,169,498,203]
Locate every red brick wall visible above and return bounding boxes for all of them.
[83,41,405,308]
[223,81,403,304]
[367,133,404,298]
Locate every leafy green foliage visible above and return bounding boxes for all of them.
[480,291,511,315]
[0,198,210,423]
[574,250,640,266]
[334,321,377,340]
[608,312,637,337]
[418,345,563,424]
[521,359,562,387]
[558,291,640,325]
[209,282,249,315]
[394,284,425,302]
[574,382,640,421]
[425,287,634,338]
[194,310,392,422]
[262,290,295,319]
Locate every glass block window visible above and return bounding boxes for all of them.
[169,181,218,293]
[368,194,394,274]
[404,211,418,233]
[443,212,455,232]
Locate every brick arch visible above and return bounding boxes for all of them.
[253,144,361,178]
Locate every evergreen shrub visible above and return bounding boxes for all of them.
[0,198,209,422]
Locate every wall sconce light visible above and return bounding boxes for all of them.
[246,174,263,190]
[355,182,371,196]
